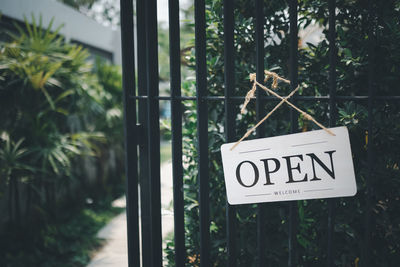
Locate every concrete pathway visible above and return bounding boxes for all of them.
[88,162,174,267]
[87,210,128,267]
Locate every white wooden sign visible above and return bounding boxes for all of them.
[220,126,357,205]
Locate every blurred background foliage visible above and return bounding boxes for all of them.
[0,15,125,266]
[165,0,400,266]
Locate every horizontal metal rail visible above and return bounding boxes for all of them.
[129,95,400,101]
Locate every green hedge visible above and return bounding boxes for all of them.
[165,1,400,266]
[0,15,125,266]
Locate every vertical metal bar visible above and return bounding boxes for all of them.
[327,0,337,266]
[288,203,296,267]
[328,0,337,126]
[364,1,375,266]
[195,0,210,266]
[223,0,236,266]
[288,0,298,266]
[145,0,162,266]
[255,0,264,137]
[169,0,185,266]
[136,0,151,265]
[255,0,267,266]
[120,0,140,266]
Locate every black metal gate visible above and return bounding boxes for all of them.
[119,0,400,266]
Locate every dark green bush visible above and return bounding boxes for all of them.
[0,15,125,266]
[165,1,400,266]
[0,199,123,267]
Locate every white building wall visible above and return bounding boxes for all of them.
[0,0,122,65]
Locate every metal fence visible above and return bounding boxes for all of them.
[119,0,400,266]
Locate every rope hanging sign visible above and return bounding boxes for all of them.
[220,71,357,205]
[231,70,335,151]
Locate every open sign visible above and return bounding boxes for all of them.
[220,126,357,205]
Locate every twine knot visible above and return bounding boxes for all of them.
[303,113,313,121]
[231,70,335,151]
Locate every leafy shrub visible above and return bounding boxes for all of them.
[165,0,400,266]
[0,15,100,222]
[0,199,123,267]
[0,15,125,265]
